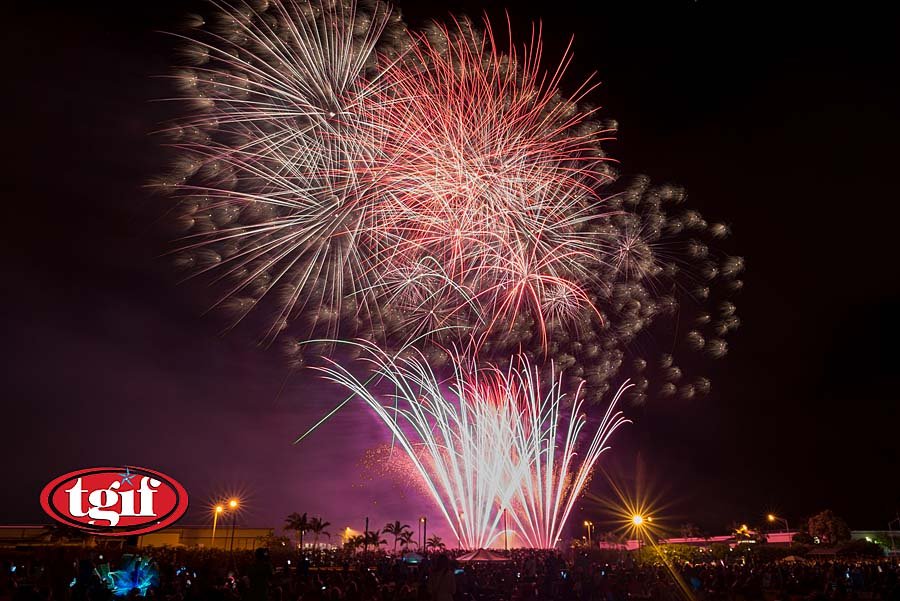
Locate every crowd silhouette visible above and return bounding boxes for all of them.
[2,545,899,600]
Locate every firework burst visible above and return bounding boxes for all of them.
[362,17,615,347]
[157,0,745,548]
[316,341,630,548]
[158,1,621,352]
[160,0,401,342]
[160,0,742,405]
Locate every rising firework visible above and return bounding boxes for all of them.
[316,342,630,549]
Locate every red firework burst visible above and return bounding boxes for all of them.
[362,15,616,344]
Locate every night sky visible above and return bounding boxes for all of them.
[3,1,899,537]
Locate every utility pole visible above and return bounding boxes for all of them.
[504,508,509,551]
[229,509,237,562]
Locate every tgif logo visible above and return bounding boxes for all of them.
[40,466,188,536]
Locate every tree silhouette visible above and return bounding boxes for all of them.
[398,530,416,549]
[808,510,851,544]
[383,521,412,552]
[425,535,445,551]
[364,529,387,549]
[284,512,310,550]
[308,517,331,549]
[345,534,365,552]
[679,523,701,539]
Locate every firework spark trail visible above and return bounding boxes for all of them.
[159,0,745,548]
[316,344,517,548]
[163,0,399,342]
[363,17,616,346]
[506,370,631,547]
[161,1,624,351]
[162,0,743,401]
[316,342,630,548]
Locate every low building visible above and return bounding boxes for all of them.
[138,526,274,549]
[0,525,274,550]
[0,525,52,547]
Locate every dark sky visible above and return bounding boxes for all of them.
[3,0,898,537]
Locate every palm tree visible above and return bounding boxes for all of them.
[364,529,387,549]
[425,535,445,551]
[398,530,417,550]
[308,517,331,549]
[285,512,310,550]
[679,523,701,539]
[599,531,623,546]
[345,534,365,552]
[383,521,412,552]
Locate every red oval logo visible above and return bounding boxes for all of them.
[40,466,189,536]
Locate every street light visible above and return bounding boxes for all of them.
[212,505,224,548]
[584,520,594,545]
[503,508,509,551]
[228,498,240,557]
[420,517,427,552]
[767,514,790,532]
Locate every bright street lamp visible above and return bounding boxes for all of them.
[228,498,240,557]
[584,520,593,544]
[419,517,427,551]
[767,514,790,531]
[212,505,224,548]
[632,514,649,552]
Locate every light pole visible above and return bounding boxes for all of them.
[418,517,424,550]
[421,517,427,553]
[228,499,239,559]
[584,520,593,545]
[212,505,224,548]
[504,508,509,551]
[767,514,790,532]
